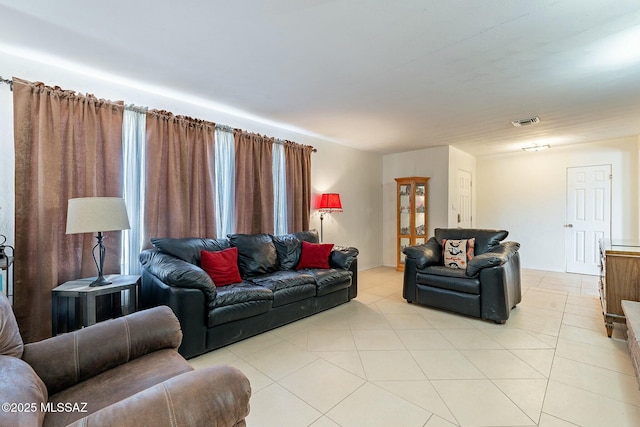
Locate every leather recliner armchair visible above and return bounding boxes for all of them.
[0,293,251,427]
[402,228,522,323]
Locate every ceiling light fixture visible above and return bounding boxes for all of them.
[511,116,541,127]
[522,144,550,152]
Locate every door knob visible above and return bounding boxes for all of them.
[564,224,573,228]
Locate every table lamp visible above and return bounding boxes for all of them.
[66,197,131,287]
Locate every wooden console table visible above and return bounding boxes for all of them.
[599,240,640,337]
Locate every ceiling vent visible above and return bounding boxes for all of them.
[511,116,541,127]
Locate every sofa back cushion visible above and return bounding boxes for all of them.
[435,228,508,255]
[150,237,231,265]
[270,230,321,270]
[0,293,23,358]
[271,234,302,270]
[294,229,320,244]
[228,233,278,278]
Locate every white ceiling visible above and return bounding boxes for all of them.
[1,0,640,156]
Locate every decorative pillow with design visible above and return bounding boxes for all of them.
[296,241,334,270]
[200,248,242,286]
[442,238,475,269]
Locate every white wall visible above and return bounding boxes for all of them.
[476,137,640,272]
[382,146,450,267]
[0,51,383,270]
[309,142,382,269]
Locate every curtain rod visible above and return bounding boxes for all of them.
[217,126,317,153]
[7,78,317,153]
[275,138,318,153]
[125,104,148,114]
[215,124,234,132]
[0,76,12,91]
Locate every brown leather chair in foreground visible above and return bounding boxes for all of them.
[0,293,251,427]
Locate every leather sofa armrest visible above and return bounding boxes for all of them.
[330,246,359,269]
[140,249,217,307]
[0,356,48,427]
[22,306,182,396]
[402,237,441,269]
[466,241,520,277]
[66,365,251,427]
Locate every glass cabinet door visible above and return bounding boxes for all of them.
[414,183,426,238]
[395,177,430,271]
[399,237,410,266]
[399,184,411,236]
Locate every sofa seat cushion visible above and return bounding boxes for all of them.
[417,267,480,295]
[250,271,317,307]
[304,269,353,296]
[208,282,273,326]
[43,349,192,427]
[421,266,471,279]
[0,356,47,427]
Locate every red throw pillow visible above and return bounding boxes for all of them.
[296,241,334,269]
[200,248,242,286]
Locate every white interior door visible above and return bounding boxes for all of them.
[566,165,611,275]
[455,169,472,228]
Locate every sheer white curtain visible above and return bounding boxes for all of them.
[214,127,235,238]
[272,142,287,235]
[121,107,146,274]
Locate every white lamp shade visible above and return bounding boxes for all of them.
[66,197,131,234]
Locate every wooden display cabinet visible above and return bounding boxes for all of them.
[395,177,429,271]
[599,240,640,337]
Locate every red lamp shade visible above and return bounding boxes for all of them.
[318,193,343,212]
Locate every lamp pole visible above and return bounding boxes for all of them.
[320,212,326,242]
[90,231,112,287]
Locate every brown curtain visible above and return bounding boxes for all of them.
[144,111,216,242]
[13,78,124,342]
[234,131,274,234]
[284,142,313,232]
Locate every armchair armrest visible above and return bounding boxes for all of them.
[330,246,359,269]
[140,249,217,307]
[466,241,520,276]
[22,306,182,396]
[402,237,441,269]
[67,365,251,427]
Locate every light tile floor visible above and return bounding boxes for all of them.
[190,267,640,427]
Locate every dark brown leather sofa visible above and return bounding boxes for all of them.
[140,230,359,359]
[0,293,251,427]
[403,228,521,323]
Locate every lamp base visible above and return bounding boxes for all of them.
[89,275,112,287]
